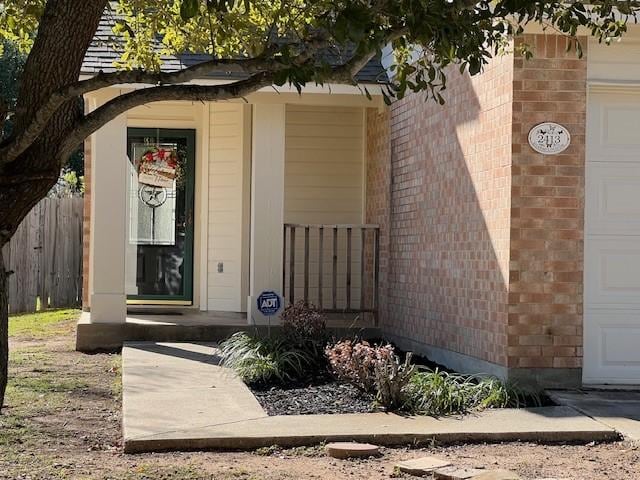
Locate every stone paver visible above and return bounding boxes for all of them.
[548,390,640,441]
[434,467,486,479]
[122,342,619,453]
[472,470,521,479]
[395,456,452,475]
[325,442,379,458]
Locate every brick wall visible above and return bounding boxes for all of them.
[368,52,515,367]
[367,33,587,378]
[508,34,587,370]
[365,107,391,323]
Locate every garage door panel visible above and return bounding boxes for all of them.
[585,90,640,384]
[584,310,640,384]
[586,163,640,234]
[585,237,640,306]
[587,93,640,162]
[602,106,640,145]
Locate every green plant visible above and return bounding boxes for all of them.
[219,332,316,385]
[403,369,541,416]
[405,369,479,415]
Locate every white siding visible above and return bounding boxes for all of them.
[589,26,640,82]
[208,104,251,311]
[284,105,365,224]
[284,105,365,309]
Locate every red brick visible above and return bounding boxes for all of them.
[368,33,585,372]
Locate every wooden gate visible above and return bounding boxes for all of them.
[2,197,83,314]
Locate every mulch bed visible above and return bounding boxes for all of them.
[251,377,377,416]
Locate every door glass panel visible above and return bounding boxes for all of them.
[125,130,194,301]
[129,143,178,246]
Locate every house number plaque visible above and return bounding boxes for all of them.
[528,122,570,155]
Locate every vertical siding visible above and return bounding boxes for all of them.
[208,104,250,311]
[284,105,365,308]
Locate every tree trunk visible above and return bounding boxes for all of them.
[0,0,107,414]
[0,248,8,414]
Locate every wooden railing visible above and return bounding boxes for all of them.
[283,223,379,323]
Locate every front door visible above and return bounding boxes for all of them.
[126,128,195,305]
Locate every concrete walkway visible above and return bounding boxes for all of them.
[548,390,640,441]
[122,342,618,453]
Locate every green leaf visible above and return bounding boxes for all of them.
[468,57,481,75]
[180,0,200,21]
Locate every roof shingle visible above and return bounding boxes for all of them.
[82,15,388,84]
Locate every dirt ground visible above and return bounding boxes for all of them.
[1,315,639,480]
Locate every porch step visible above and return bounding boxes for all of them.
[75,311,380,351]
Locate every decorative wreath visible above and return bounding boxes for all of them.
[139,146,177,171]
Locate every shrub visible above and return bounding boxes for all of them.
[281,300,326,340]
[219,332,316,385]
[280,301,328,366]
[221,304,331,385]
[374,352,415,410]
[325,340,414,409]
[325,340,395,393]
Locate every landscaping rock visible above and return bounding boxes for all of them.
[434,467,487,480]
[325,442,380,459]
[252,379,376,415]
[395,456,452,476]
[472,470,521,480]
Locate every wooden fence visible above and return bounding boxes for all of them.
[2,197,83,314]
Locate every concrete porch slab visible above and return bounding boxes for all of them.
[123,342,268,440]
[548,390,640,441]
[77,312,380,351]
[122,343,619,453]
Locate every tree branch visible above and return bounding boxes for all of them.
[58,38,386,162]
[57,72,275,161]
[0,29,336,166]
[55,27,395,162]
[0,54,282,165]
[330,28,407,84]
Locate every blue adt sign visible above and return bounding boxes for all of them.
[257,291,281,316]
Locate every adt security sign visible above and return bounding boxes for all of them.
[257,291,281,316]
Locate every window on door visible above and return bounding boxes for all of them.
[125,128,196,304]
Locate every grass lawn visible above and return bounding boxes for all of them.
[1,310,639,479]
[8,308,80,338]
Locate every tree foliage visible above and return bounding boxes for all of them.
[0,1,638,112]
[0,39,24,138]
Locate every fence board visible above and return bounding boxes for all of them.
[284,223,378,315]
[5,197,83,314]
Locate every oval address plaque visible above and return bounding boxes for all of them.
[528,122,571,155]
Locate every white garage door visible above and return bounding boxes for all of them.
[584,90,640,384]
